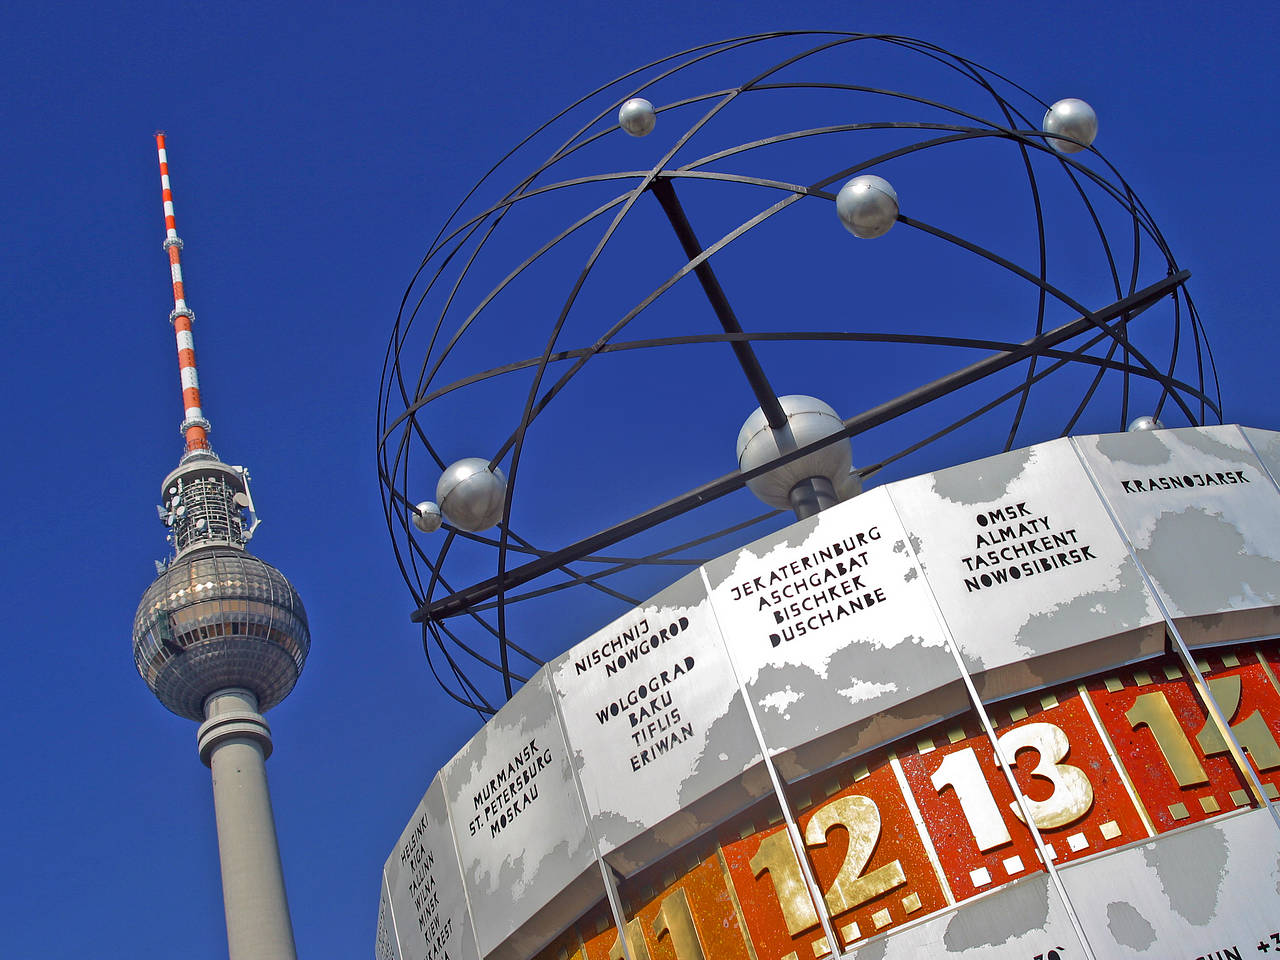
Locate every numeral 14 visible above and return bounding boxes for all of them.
[1125,675,1280,787]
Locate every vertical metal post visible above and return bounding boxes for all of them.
[649,177,788,430]
[787,476,838,519]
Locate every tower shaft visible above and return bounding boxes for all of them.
[199,689,298,960]
[156,133,212,456]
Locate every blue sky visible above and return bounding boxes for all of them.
[2,2,1277,958]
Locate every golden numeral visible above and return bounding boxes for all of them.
[750,794,912,936]
[1196,674,1280,770]
[651,888,706,960]
[932,747,1012,852]
[1000,722,1094,828]
[804,795,907,915]
[932,722,1093,849]
[609,917,651,960]
[1126,690,1209,786]
[749,830,820,936]
[1125,676,1280,787]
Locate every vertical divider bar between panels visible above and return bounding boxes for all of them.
[883,495,1099,960]
[1072,682,1160,839]
[548,670,644,960]
[886,755,957,909]
[437,773,487,959]
[1238,425,1280,503]
[697,565,844,957]
[1069,435,1280,836]
[381,868,404,960]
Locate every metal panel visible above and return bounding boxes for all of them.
[1060,807,1280,956]
[1074,425,1280,645]
[871,872,1078,959]
[702,486,963,781]
[890,438,1165,700]
[383,776,479,960]
[376,871,403,960]
[1241,426,1280,489]
[442,669,600,960]
[549,570,767,876]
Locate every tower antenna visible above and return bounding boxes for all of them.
[156,132,213,458]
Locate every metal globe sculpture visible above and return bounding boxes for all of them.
[378,32,1220,714]
[1042,97,1098,154]
[835,174,899,238]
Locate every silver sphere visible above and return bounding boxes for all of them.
[412,500,442,533]
[618,98,656,137]
[736,396,855,510]
[835,174,899,239]
[437,458,508,532]
[1042,98,1097,154]
[1128,415,1165,432]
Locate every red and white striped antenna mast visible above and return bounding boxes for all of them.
[156,131,213,459]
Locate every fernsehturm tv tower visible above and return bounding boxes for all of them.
[132,134,309,960]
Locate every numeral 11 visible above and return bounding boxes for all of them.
[609,888,707,960]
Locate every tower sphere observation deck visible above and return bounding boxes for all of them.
[134,541,309,722]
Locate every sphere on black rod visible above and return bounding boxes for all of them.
[377,32,1219,714]
[618,97,657,137]
[412,500,443,533]
[1128,415,1166,432]
[736,395,859,512]
[1042,97,1099,154]
[436,458,508,532]
[835,175,899,239]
